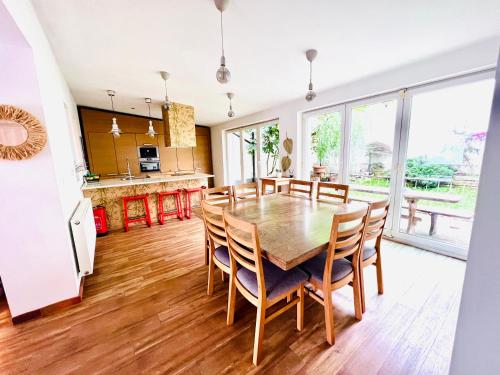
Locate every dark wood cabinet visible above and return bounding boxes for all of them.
[79,107,213,181]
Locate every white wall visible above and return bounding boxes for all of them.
[210,38,499,186]
[450,53,500,374]
[0,0,84,317]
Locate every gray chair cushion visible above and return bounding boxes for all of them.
[362,245,377,261]
[236,258,308,301]
[300,252,353,284]
[214,245,230,267]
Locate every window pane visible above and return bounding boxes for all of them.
[348,100,397,202]
[242,128,257,182]
[259,123,280,177]
[226,131,242,184]
[306,111,342,181]
[399,78,494,251]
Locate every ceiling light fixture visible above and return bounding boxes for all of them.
[305,49,317,102]
[160,71,171,110]
[226,92,235,117]
[144,98,157,138]
[214,0,231,84]
[107,90,122,137]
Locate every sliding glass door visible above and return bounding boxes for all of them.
[301,70,495,258]
[392,73,495,257]
[225,120,279,185]
[302,105,345,181]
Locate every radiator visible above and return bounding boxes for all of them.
[70,198,97,277]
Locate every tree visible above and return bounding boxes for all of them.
[261,124,280,175]
[311,113,341,166]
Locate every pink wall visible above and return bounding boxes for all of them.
[0,1,80,317]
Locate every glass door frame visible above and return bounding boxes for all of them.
[301,104,346,181]
[390,70,495,259]
[224,119,280,185]
[344,92,405,232]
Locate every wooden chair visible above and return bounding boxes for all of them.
[201,200,230,296]
[317,182,349,203]
[359,199,390,313]
[224,211,308,365]
[232,182,260,201]
[300,205,370,345]
[261,178,278,195]
[288,179,313,199]
[201,186,233,265]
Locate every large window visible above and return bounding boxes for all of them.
[302,71,495,258]
[225,120,279,185]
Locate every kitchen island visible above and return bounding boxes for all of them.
[82,173,213,230]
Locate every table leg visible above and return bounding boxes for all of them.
[406,198,417,233]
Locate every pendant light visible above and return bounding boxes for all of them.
[107,90,122,137]
[305,49,317,102]
[214,0,231,84]
[226,92,235,117]
[160,71,171,110]
[144,98,157,138]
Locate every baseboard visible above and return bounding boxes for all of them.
[11,277,85,324]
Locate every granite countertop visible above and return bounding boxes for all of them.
[82,172,214,190]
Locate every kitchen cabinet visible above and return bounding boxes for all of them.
[88,132,117,175]
[79,107,213,179]
[114,134,140,175]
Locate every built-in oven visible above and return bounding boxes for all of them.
[138,145,160,172]
[139,161,161,172]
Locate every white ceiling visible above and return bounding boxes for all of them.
[32,0,500,125]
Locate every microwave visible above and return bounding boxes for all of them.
[138,145,159,160]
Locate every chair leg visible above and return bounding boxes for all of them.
[221,270,225,282]
[227,273,236,326]
[297,285,304,331]
[353,267,363,321]
[253,304,266,365]
[323,289,335,345]
[360,264,366,314]
[207,256,215,296]
[204,230,209,265]
[376,256,384,295]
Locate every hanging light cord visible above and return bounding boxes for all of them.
[110,94,115,112]
[309,61,312,84]
[220,11,225,58]
[147,101,151,117]
[164,79,169,102]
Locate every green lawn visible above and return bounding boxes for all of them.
[351,177,478,211]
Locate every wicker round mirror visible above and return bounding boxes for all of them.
[0,105,47,160]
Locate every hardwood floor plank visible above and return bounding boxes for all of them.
[0,215,465,374]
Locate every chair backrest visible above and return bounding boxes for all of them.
[288,179,313,198]
[201,200,227,248]
[223,210,266,301]
[232,182,260,201]
[317,182,349,203]
[261,178,277,195]
[364,199,390,243]
[323,205,370,285]
[202,186,233,205]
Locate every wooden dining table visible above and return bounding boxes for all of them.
[224,193,368,270]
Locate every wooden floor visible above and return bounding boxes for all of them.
[0,213,465,374]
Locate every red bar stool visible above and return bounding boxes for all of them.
[122,194,152,232]
[183,186,207,219]
[157,189,183,224]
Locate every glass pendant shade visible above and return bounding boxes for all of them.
[305,90,316,102]
[228,108,235,117]
[146,120,157,138]
[109,117,122,137]
[216,56,231,84]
